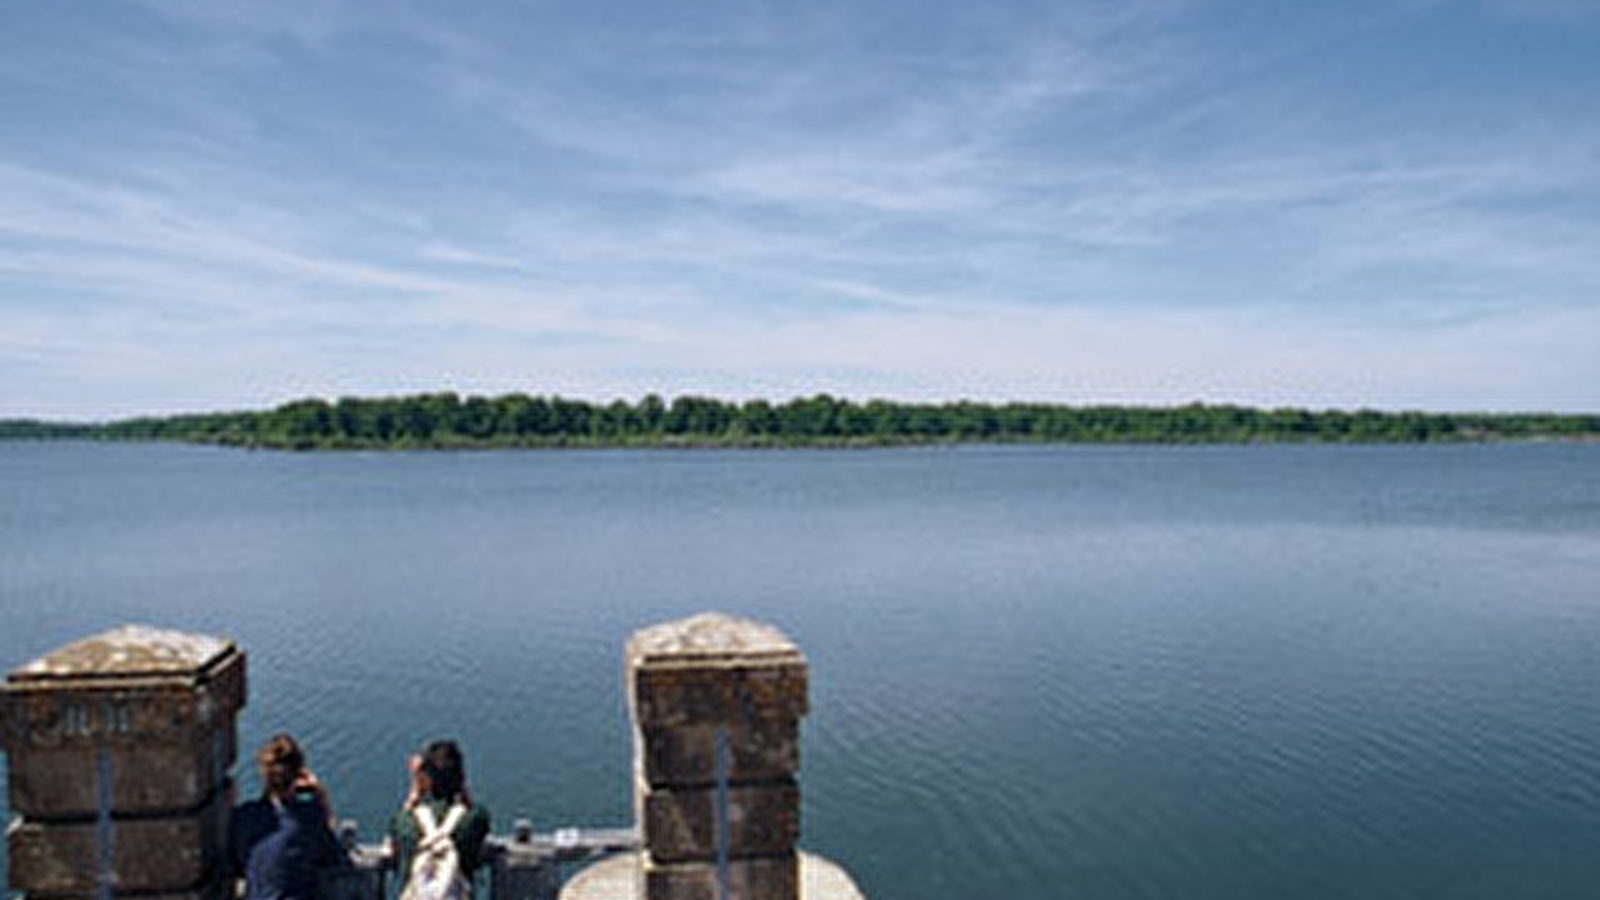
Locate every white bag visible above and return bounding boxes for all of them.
[399,804,471,900]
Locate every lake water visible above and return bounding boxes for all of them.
[2,442,1598,899]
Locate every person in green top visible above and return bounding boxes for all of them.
[389,740,492,892]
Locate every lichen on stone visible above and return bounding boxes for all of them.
[14,625,232,680]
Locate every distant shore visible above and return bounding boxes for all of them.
[4,394,1598,451]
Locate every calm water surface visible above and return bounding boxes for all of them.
[2,443,1597,899]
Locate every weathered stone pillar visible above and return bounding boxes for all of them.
[2,626,246,900]
[626,613,807,900]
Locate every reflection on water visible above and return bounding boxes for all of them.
[2,443,1598,900]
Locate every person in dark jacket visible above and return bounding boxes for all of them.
[389,739,492,892]
[229,733,344,900]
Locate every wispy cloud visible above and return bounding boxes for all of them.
[1,0,1597,417]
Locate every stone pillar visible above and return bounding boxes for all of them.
[2,626,246,900]
[626,614,807,900]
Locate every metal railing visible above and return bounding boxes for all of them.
[320,820,639,900]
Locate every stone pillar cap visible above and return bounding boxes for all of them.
[627,613,803,668]
[7,624,237,685]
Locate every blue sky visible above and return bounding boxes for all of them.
[2,0,1597,419]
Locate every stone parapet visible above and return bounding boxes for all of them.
[2,625,245,899]
[626,613,807,900]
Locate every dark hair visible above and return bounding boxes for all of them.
[421,739,466,801]
[257,733,304,799]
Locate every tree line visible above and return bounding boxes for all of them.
[2,394,1597,449]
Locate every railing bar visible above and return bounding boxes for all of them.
[96,749,114,900]
[716,726,731,900]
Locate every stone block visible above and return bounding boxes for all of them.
[3,627,246,755]
[642,782,799,864]
[627,614,807,729]
[639,719,799,788]
[7,715,235,818]
[631,664,807,730]
[641,853,799,900]
[6,792,227,894]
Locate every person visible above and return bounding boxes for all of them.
[390,739,492,897]
[228,733,345,900]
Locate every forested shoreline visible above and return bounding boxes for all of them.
[3,394,1597,450]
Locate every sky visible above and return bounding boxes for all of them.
[1,0,1598,419]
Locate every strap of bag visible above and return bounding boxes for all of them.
[413,803,469,851]
[413,804,440,840]
[439,804,467,836]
